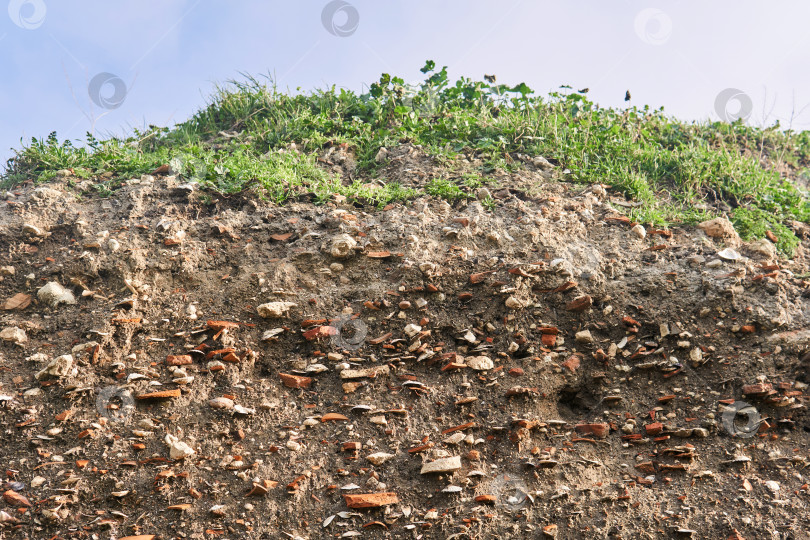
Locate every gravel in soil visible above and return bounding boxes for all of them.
[1,156,810,539]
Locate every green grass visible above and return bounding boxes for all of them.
[3,61,809,255]
[425,177,470,200]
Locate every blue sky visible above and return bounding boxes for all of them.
[2,1,810,169]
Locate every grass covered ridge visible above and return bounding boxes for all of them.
[3,61,809,255]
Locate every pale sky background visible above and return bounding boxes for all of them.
[2,1,810,170]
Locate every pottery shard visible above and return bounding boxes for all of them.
[343,492,399,509]
[280,373,313,388]
[247,479,278,496]
[420,456,462,474]
[698,217,740,244]
[321,413,349,422]
[3,489,32,507]
[561,354,581,373]
[136,389,181,400]
[256,302,297,318]
[566,295,592,312]
[166,355,192,366]
[2,293,31,311]
[645,422,664,436]
[574,423,609,438]
[466,356,494,371]
[742,383,773,397]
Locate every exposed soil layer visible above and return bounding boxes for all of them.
[1,155,810,539]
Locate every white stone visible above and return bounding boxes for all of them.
[505,296,526,309]
[698,217,740,244]
[692,428,709,438]
[443,432,465,445]
[233,405,255,415]
[286,440,302,451]
[37,282,76,307]
[26,352,48,363]
[747,239,777,259]
[165,434,195,459]
[340,365,390,379]
[404,324,422,338]
[23,223,47,237]
[0,327,26,345]
[717,248,741,261]
[477,187,492,201]
[208,397,234,409]
[575,330,593,343]
[630,224,646,239]
[330,234,357,258]
[420,456,462,474]
[36,354,74,380]
[532,155,553,169]
[306,364,329,374]
[256,301,297,318]
[71,341,99,356]
[466,356,494,371]
[366,452,395,465]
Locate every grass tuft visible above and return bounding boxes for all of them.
[3,62,809,255]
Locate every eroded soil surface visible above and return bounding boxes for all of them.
[1,153,810,539]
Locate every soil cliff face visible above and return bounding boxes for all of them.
[1,161,809,539]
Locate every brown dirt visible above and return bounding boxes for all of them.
[1,152,810,540]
